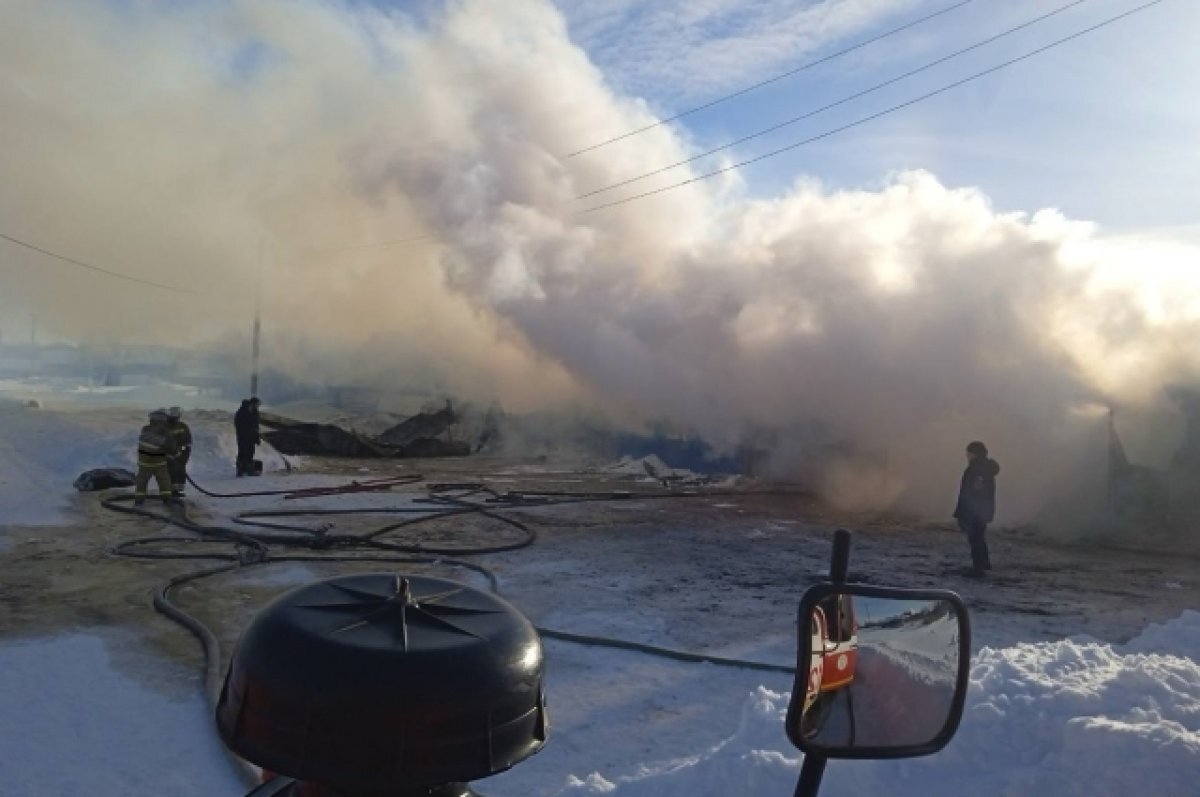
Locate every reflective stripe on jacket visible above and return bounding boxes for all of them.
[137,423,178,459]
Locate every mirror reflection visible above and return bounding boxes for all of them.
[800,594,961,750]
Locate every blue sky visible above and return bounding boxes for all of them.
[92,0,1200,240]
[554,0,1200,240]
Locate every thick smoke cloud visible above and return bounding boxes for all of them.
[0,0,589,409]
[3,0,1199,524]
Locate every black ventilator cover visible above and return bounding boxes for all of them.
[217,573,547,792]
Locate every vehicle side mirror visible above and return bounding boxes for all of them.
[785,584,971,759]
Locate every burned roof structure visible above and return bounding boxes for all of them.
[259,407,470,459]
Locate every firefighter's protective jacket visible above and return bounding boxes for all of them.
[137,422,179,464]
[168,420,193,456]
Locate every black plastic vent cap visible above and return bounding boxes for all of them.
[217,573,547,792]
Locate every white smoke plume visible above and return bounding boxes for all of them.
[3,0,1199,525]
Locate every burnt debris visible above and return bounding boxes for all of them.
[259,406,471,459]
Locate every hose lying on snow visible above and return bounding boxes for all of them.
[103,475,799,784]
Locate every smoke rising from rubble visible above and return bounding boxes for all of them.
[4,0,1200,523]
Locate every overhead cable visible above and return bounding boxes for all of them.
[0,230,204,295]
[577,0,1167,215]
[576,0,1092,201]
[565,0,976,158]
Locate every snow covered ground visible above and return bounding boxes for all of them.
[2,392,1199,796]
[545,612,1200,797]
[0,387,288,526]
[0,377,235,413]
[3,612,1196,797]
[0,632,244,796]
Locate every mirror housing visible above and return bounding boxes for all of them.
[785,583,971,760]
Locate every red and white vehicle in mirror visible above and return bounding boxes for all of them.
[803,594,859,713]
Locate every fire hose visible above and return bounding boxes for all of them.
[101,476,798,786]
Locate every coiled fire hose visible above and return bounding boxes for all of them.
[102,475,798,786]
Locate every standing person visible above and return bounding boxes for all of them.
[953,440,1000,576]
[234,397,261,476]
[165,406,192,498]
[134,409,178,505]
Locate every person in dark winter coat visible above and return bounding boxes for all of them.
[234,397,261,476]
[953,440,1000,576]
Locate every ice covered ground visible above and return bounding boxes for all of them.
[2,389,1199,796]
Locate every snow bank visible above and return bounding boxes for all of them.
[556,611,1200,796]
[0,377,233,412]
[0,406,135,525]
[0,633,244,797]
[603,455,715,485]
[606,454,677,478]
[558,685,798,796]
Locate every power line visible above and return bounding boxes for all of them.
[576,0,1092,201]
[565,0,976,158]
[0,225,440,301]
[577,0,1167,216]
[0,231,203,295]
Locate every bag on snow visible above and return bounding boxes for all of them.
[73,468,137,492]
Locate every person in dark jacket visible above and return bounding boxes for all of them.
[234,397,261,476]
[953,440,1000,576]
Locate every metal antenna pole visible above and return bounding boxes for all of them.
[794,528,852,797]
[250,239,263,399]
[30,312,37,376]
[795,757,827,797]
[829,528,851,585]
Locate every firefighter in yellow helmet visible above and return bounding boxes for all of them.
[165,406,192,498]
[134,409,178,506]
